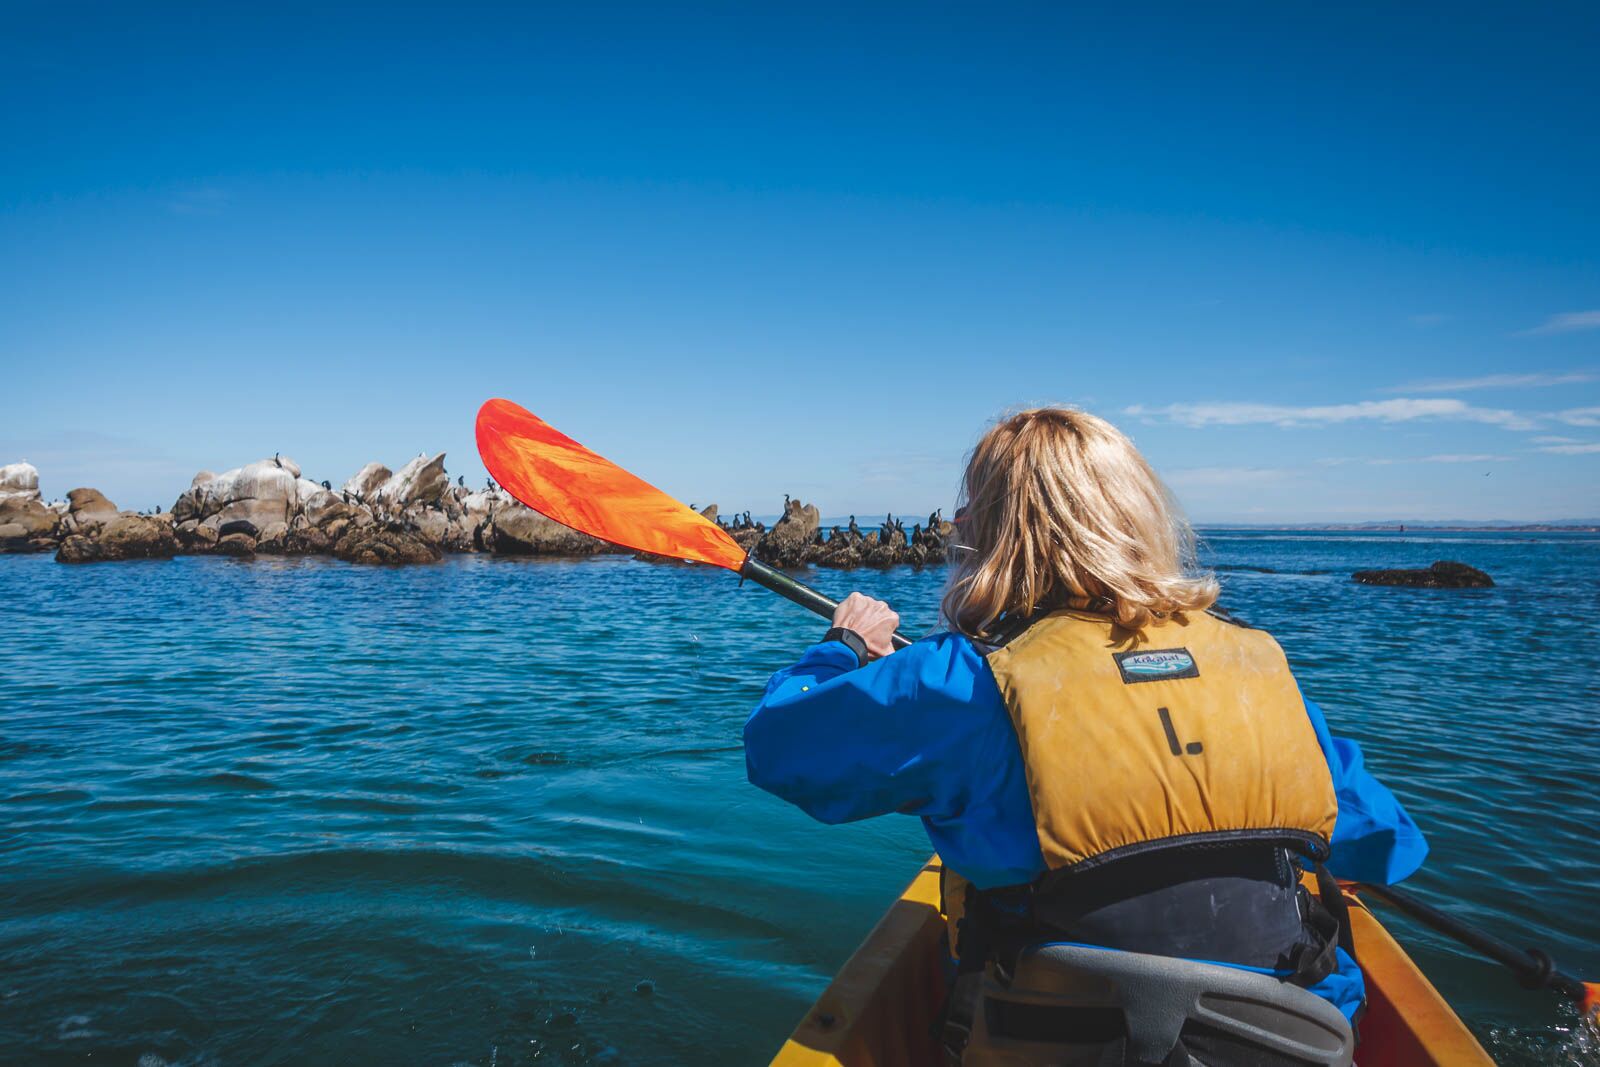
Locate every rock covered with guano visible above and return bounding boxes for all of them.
[3,458,952,568]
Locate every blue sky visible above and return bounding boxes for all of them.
[3,5,1597,522]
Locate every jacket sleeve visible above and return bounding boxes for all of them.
[1302,693,1429,885]
[743,632,1004,826]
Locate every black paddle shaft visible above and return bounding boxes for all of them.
[740,558,913,650]
[1361,882,1590,1004]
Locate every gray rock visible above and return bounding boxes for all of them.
[300,484,360,529]
[814,540,864,569]
[342,462,392,502]
[214,532,257,559]
[404,506,452,547]
[489,503,611,556]
[730,526,762,554]
[753,498,820,567]
[1352,560,1494,588]
[0,461,40,502]
[0,496,61,546]
[374,453,450,509]
[455,487,506,551]
[174,519,219,553]
[173,459,299,531]
[64,488,119,533]
[284,526,332,555]
[255,521,290,553]
[55,514,177,563]
[334,526,441,565]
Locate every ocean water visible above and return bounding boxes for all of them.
[1,531,1596,1066]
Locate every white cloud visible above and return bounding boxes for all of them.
[1537,442,1600,455]
[1384,372,1594,393]
[1519,310,1600,336]
[1417,454,1512,464]
[1364,454,1510,466]
[1126,397,1536,431]
[1164,466,1289,488]
[1534,435,1581,445]
[1557,406,1600,427]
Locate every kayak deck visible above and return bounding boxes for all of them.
[769,858,1491,1067]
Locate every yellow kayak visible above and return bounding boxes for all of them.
[769,858,1492,1067]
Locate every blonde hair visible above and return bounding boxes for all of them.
[942,407,1217,638]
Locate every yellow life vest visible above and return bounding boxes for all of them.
[939,608,1350,1055]
[943,607,1337,939]
[986,606,1337,872]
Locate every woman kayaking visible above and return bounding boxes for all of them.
[743,407,1428,1062]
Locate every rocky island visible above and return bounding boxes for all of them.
[1351,561,1495,588]
[0,456,953,569]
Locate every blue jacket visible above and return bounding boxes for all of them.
[744,631,1428,1021]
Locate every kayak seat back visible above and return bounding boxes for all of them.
[962,942,1354,1066]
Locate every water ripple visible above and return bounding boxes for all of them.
[1,537,1595,1063]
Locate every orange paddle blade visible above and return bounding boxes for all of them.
[475,398,748,572]
[1585,982,1600,1022]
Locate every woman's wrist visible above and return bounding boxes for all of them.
[823,626,869,668]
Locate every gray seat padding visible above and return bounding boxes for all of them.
[962,942,1354,1066]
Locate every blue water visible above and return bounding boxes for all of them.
[1,532,1596,1065]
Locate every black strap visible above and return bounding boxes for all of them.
[938,878,1016,1061]
[1311,861,1367,1037]
[1313,862,1356,959]
[1286,894,1341,988]
[822,626,868,667]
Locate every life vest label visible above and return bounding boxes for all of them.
[1113,648,1199,684]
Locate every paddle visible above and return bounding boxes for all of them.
[475,398,914,650]
[1360,882,1600,1021]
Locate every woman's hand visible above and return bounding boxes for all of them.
[832,592,901,660]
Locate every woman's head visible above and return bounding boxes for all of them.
[942,407,1217,638]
